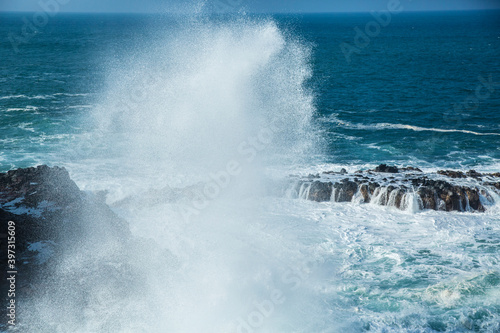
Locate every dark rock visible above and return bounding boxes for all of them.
[0,165,82,208]
[393,189,404,208]
[374,164,399,173]
[400,166,423,172]
[485,182,500,191]
[466,170,483,179]
[0,166,131,327]
[417,187,437,210]
[368,182,379,195]
[332,180,358,202]
[437,170,466,178]
[486,173,500,178]
[465,188,484,212]
[308,181,332,202]
[292,166,499,213]
[359,184,370,203]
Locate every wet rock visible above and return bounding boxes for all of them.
[400,166,423,172]
[486,172,500,178]
[368,182,379,195]
[0,165,82,208]
[466,170,483,179]
[359,184,370,203]
[374,164,399,173]
[465,188,483,212]
[485,182,500,191]
[330,180,358,202]
[417,187,437,210]
[437,170,466,178]
[392,189,404,208]
[0,165,131,325]
[308,181,332,202]
[292,166,498,213]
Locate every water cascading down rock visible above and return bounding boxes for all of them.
[290,164,499,212]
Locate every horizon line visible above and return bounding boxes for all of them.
[1,8,500,15]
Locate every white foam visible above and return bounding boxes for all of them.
[376,123,500,136]
[323,114,500,137]
[18,122,35,132]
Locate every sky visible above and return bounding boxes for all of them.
[1,0,500,13]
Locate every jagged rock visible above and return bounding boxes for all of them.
[359,184,370,203]
[392,189,404,208]
[308,181,332,202]
[400,166,423,172]
[0,165,82,208]
[437,170,466,178]
[466,170,482,179]
[323,169,348,176]
[417,187,437,210]
[374,164,399,173]
[361,164,421,174]
[0,166,131,327]
[486,182,500,191]
[332,180,358,202]
[368,182,379,195]
[465,188,483,211]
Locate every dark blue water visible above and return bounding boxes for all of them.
[1,11,499,171]
[298,11,500,169]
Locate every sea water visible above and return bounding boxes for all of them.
[1,9,500,332]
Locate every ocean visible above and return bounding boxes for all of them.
[1,9,500,332]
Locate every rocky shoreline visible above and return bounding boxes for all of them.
[0,164,498,327]
[288,164,500,212]
[0,165,130,329]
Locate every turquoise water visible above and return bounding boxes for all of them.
[1,11,500,333]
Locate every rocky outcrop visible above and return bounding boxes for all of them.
[0,165,81,208]
[290,164,499,213]
[307,181,332,202]
[437,169,500,180]
[0,166,130,328]
[373,164,399,173]
[356,164,423,174]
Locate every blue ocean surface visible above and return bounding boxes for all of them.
[1,11,499,171]
[1,10,500,333]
